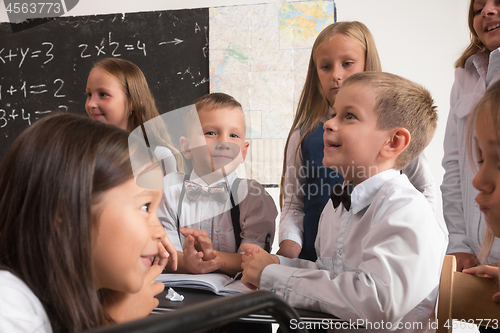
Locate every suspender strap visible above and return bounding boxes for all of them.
[264,233,271,253]
[230,178,242,250]
[176,174,190,240]
[230,179,271,252]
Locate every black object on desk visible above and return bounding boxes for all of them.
[155,287,340,324]
[84,290,308,333]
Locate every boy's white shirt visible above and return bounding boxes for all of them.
[263,169,448,332]
[0,270,52,333]
[441,47,500,262]
[158,169,276,253]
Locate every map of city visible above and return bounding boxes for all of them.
[209,1,335,183]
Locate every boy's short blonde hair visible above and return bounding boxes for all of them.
[342,72,437,170]
[184,93,244,137]
[194,92,243,113]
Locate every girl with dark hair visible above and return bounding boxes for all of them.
[0,113,177,332]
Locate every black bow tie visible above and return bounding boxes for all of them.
[330,182,353,211]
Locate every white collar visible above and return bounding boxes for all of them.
[467,47,500,80]
[189,169,237,187]
[350,169,400,214]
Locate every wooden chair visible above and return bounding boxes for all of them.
[437,255,500,333]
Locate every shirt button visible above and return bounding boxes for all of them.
[271,288,276,293]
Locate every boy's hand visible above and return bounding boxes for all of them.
[180,228,217,261]
[450,252,479,272]
[463,265,500,302]
[182,234,226,274]
[240,243,279,290]
[158,234,178,271]
[103,262,166,323]
[277,240,302,259]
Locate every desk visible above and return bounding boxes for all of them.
[154,287,340,324]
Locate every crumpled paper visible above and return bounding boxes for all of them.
[165,287,184,302]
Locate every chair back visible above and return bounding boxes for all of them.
[437,255,500,333]
[83,290,308,333]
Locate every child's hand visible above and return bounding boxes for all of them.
[158,234,178,271]
[103,263,166,323]
[180,228,217,261]
[240,243,279,290]
[276,240,302,259]
[463,265,500,302]
[450,252,479,272]
[182,234,226,274]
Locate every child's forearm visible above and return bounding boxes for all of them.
[214,251,243,277]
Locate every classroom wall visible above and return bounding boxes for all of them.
[0,0,471,221]
[336,0,470,221]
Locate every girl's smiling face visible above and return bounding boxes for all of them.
[473,0,500,51]
[91,169,165,293]
[85,68,131,131]
[473,110,500,237]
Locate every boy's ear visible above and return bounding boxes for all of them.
[179,136,192,160]
[241,141,250,162]
[380,128,410,159]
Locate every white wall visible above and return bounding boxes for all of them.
[0,0,472,221]
[336,0,470,221]
[0,0,268,20]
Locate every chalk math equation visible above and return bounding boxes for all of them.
[0,31,193,69]
[0,29,206,133]
[0,8,209,161]
[0,78,67,130]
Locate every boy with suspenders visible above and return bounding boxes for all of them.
[158,93,276,277]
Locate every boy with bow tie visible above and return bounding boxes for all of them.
[240,72,448,332]
[158,93,276,277]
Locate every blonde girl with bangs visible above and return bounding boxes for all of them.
[278,21,436,260]
[85,58,184,175]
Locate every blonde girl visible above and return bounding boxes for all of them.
[441,0,500,273]
[0,113,177,332]
[462,79,500,303]
[85,58,183,174]
[278,21,436,260]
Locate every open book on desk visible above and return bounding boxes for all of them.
[156,273,252,296]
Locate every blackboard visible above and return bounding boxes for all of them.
[0,8,209,160]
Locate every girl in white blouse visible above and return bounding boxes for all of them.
[85,58,183,175]
[441,0,500,272]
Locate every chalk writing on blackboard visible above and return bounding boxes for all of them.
[0,8,209,160]
[0,41,54,67]
[79,32,148,58]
